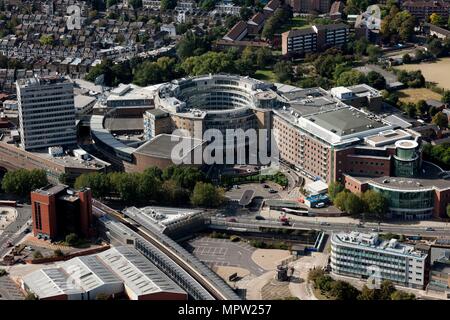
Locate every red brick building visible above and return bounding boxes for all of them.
[31,185,94,240]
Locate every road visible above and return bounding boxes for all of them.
[0,204,31,258]
[212,216,450,238]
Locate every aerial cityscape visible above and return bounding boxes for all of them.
[0,0,449,309]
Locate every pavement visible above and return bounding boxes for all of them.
[0,204,32,258]
[225,182,282,201]
[186,237,266,276]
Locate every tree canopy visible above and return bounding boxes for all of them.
[2,169,48,196]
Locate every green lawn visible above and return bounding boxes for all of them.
[254,69,277,83]
[278,17,311,33]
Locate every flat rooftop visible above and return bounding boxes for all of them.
[347,162,450,191]
[333,231,427,259]
[133,134,203,160]
[364,129,413,147]
[304,107,386,137]
[104,117,144,131]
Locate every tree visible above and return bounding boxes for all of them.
[2,169,48,197]
[430,13,445,27]
[402,53,412,64]
[129,0,143,8]
[273,61,293,83]
[441,91,450,104]
[39,34,54,46]
[74,173,110,199]
[53,249,64,257]
[427,38,444,57]
[65,233,79,246]
[344,193,364,215]
[391,290,415,300]
[240,7,253,20]
[180,51,235,75]
[225,15,240,29]
[379,280,396,300]
[366,71,386,90]
[416,100,429,116]
[0,269,7,277]
[366,45,382,62]
[191,182,225,207]
[334,191,349,211]
[329,281,359,300]
[358,285,378,300]
[25,292,39,300]
[432,112,449,128]
[255,47,273,69]
[33,251,44,259]
[336,70,367,86]
[328,182,344,201]
[161,0,177,10]
[361,190,389,220]
[199,0,216,10]
[106,0,119,7]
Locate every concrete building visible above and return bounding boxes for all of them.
[330,84,383,112]
[331,232,429,289]
[402,0,450,20]
[428,253,450,297]
[281,23,349,55]
[288,0,332,13]
[21,246,187,300]
[16,75,77,150]
[31,185,93,240]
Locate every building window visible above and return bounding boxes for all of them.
[34,202,42,230]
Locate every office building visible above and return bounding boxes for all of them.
[31,184,93,240]
[331,232,429,289]
[16,75,77,150]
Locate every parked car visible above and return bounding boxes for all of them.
[227,218,237,223]
[263,184,270,189]
[315,202,325,208]
[426,227,435,231]
[320,222,330,226]
[23,228,31,234]
[268,189,277,193]
[282,220,291,226]
[255,215,265,220]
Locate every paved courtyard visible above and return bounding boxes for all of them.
[186,237,266,276]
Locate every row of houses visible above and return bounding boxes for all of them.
[224,0,283,40]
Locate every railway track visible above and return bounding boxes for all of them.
[92,199,234,300]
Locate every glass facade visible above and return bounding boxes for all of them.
[370,185,434,219]
[393,156,420,177]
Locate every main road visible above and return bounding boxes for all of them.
[0,204,31,258]
[211,216,450,238]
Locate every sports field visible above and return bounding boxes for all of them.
[396,57,450,90]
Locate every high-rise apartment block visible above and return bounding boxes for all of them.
[16,75,77,150]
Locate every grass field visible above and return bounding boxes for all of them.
[397,88,442,103]
[395,57,450,90]
[278,17,311,33]
[254,69,277,83]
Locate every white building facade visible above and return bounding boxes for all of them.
[331,232,428,289]
[16,75,77,150]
